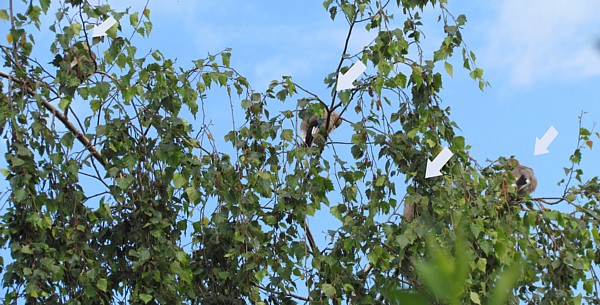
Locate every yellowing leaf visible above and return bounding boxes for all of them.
[97,278,107,292]
[173,173,186,188]
[470,292,481,304]
[59,98,71,111]
[70,22,82,35]
[21,245,34,254]
[185,187,200,203]
[0,9,9,21]
[322,283,336,298]
[130,12,139,27]
[444,61,453,77]
[6,33,12,44]
[139,294,152,304]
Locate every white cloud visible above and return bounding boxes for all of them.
[143,1,380,92]
[484,0,600,87]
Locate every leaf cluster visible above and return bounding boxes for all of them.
[0,1,599,304]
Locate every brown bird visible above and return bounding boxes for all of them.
[511,160,537,196]
[51,41,97,90]
[300,111,342,147]
[66,42,96,82]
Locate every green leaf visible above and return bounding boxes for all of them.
[185,187,200,203]
[9,156,25,166]
[254,269,267,282]
[470,292,481,304]
[0,10,9,21]
[143,21,153,35]
[280,129,293,141]
[444,61,453,77]
[570,149,582,164]
[407,128,419,139]
[130,12,139,27]
[221,51,231,67]
[97,278,107,292]
[59,98,71,111]
[173,173,186,188]
[90,99,101,112]
[21,245,34,254]
[351,145,364,159]
[13,188,27,201]
[322,283,336,298]
[340,3,356,21]
[469,67,483,79]
[70,21,82,35]
[116,175,135,190]
[580,127,591,136]
[452,136,465,151]
[61,133,75,149]
[39,0,50,13]
[139,294,153,304]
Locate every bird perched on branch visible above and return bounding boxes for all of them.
[300,111,342,147]
[511,160,537,196]
[52,41,97,88]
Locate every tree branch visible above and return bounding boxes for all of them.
[257,284,310,302]
[331,10,357,110]
[303,216,319,255]
[0,71,107,168]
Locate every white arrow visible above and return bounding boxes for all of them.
[534,125,558,156]
[336,61,367,91]
[93,17,118,38]
[533,126,558,156]
[426,147,453,178]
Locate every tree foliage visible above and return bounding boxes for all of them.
[1,0,599,304]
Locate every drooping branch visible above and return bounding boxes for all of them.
[0,71,107,168]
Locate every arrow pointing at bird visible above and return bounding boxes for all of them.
[426,147,453,178]
[93,17,118,38]
[336,61,367,91]
[534,125,558,156]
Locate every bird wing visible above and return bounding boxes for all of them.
[515,175,529,191]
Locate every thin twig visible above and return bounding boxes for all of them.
[8,0,23,72]
[331,12,357,110]
[562,112,586,196]
[303,216,319,255]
